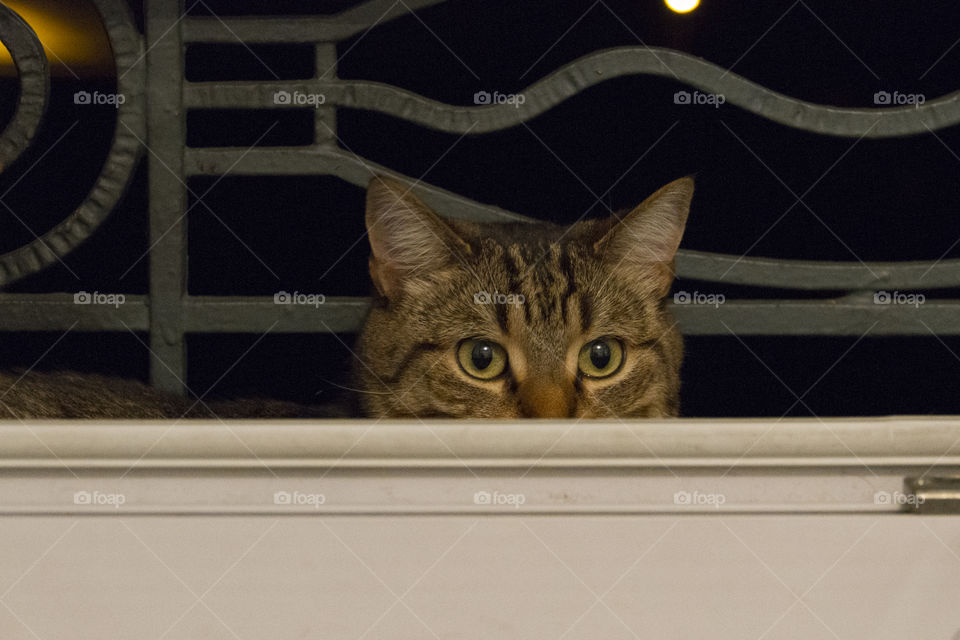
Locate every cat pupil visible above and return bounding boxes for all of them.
[472,342,494,370]
[590,342,610,368]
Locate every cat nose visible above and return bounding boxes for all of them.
[518,381,575,418]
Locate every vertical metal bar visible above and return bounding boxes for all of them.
[146,0,188,395]
[314,43,337,146]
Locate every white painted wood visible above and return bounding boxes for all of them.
[1,419,959,638]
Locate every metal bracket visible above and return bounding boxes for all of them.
[904,476,960,514]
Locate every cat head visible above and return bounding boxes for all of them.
[355,175,693,418]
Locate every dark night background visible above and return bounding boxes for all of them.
[2,0,960,416]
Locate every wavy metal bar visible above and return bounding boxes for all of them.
[182,0,447,43]
[0,4,48,174]
[184,47,960,138]
[185,145,960,290]
[0,0,145,286]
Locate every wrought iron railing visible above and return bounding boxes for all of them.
[2,0,960,395]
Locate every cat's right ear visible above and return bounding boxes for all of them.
[365,176,471,299]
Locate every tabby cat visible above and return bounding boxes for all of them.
[0,175,692,419]
[355,175,692,418]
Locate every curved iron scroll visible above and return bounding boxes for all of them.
[0,0,145,286]
[0,4,48,174]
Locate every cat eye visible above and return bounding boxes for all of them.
[457,339,508,380]
[578,338,624,378]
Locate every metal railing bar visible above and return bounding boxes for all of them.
[0,293,148,330]
[676,250,960,291]
[182,47,960,138]
[3,295,958,336]
[181,295,370,333]
[183,146,531,223]
[145,0,188,395]
[184,145,960,291]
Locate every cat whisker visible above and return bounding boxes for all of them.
[313,377,395,396]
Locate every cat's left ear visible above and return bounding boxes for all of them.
[596,176,693,297]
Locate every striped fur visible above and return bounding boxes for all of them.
[356,176,693,418]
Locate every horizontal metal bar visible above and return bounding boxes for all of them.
[677,250,960,291]
[0,293,148,330]
[2,295,960,335]
[674,298,960,335]
[182,295,370,333]
[181,0,446,43]
[186,146,960,291]
[183,46,960,138]
[0,294,367,333]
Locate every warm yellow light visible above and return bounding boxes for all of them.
[0,0,113,76]
[665,0,700,13]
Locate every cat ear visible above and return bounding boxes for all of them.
[365,176,471,299]
[596,176,693,296]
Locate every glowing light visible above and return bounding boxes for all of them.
[665,0,700,13]
[0,0,113,76]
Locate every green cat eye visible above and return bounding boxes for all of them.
[578,338,624,378]
[457,339,508,380]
